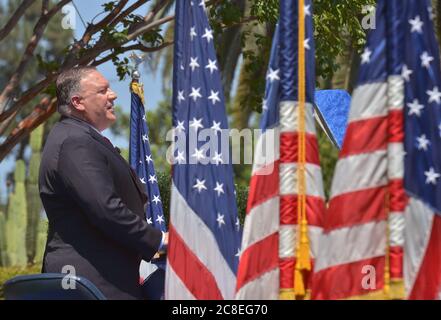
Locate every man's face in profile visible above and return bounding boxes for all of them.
[76,70,118,131]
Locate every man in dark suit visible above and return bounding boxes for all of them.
[39,66,166,300]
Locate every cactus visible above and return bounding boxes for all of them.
[5,160,28,267]
[0,210,7,266]
[34,218,48,264]
[26,125,44,263]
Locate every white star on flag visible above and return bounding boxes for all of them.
[214,182,224,196]
[235,248,241,257]
[142,134,148,142]
[189,87,202,101]
[178,90,185,103]
[216,213,225,227]
[193,179,207,192]
[420,51,434,69]
[175,120,185,133]
[156,215,164,224]
[190,26,197,40]
[147,217,153,224]
[211,120,222,133]
[407,99,424,116]
[361,47,372,64]
[189,57,200,71]
[199,0,206,9]
[142,114,146,122]
[304,38,310,50]
[205,59,218,74]
[416,134,430,151]
[304,4,310,16]
[175,151,186,164]
[212,152,223,165]
[266,68,280,82]
[262,98,268,111]
[427,86,441,104]
[424,167,440,185]
[148,175,157,184]
[401,64,413,82]
[409,15,424,33]
[235,218,240,231]
[208,90,220,104]
[202,28,213,43]
[145,155,153,163]
[189,117,204,131]
[192,148,206,161]
[140,177,146,184]
[152,195,161,204]
[428,6,435,20]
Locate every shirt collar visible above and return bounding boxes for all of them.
[68,115,102,135]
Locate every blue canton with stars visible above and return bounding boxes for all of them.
[172,0,242,272]
[358,0,441,214]
[129,85,167,233]
[260,0,315,133]
[403,0,441,214]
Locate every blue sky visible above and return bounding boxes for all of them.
[0,0,167,201]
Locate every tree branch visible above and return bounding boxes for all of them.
[144,0,171,24]
[0,76,54,124]
[78,0,128,46]
[0,0,71,114]
[62,0,129,68]
[0,0,37,42]
[108,0,150,29]
[0,97,56,162]
[90,0,129,32]
[47,0,72,17]
[126,0,226,43]
[221,15,258,29]
[91,41,173,66]
[127,14,174,41]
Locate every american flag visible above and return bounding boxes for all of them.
[164,0,241,300]
[402,0,441,299]
[312,0,441,300]
[236,0,325,299]
[129,80,167,276]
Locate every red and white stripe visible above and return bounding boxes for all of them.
[165,183,236,299]
[235,124,280,300]
[312,81,390,299]
[236,101,325,299]
[386,76,407,282]
[404,197,441,299]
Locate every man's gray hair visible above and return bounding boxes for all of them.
[56,66,97,116]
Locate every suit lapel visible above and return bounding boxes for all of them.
[61,117,148,203]
[89,130,148,203]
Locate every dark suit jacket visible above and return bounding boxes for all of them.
[39,116,162,300]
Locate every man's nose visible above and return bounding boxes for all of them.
[109,89,117,100]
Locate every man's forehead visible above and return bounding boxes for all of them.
[81,71,109,87]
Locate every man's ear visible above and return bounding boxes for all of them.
[71,95,85,111]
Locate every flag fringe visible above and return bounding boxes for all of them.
[131,81,145,104]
